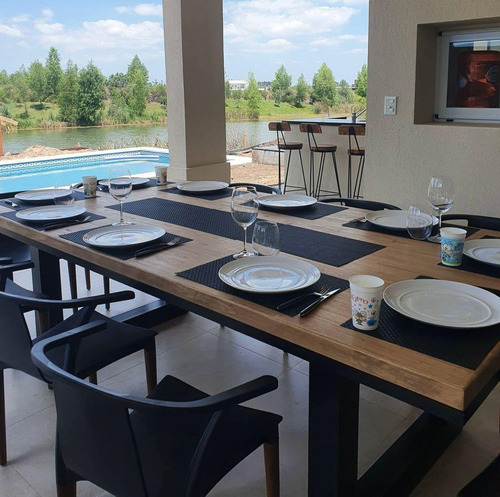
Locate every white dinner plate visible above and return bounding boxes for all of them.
[463,239,500,267]
[365,210,410,230]
[218,256,320,294]
[259,194,317,210]
[99,177,150,188]
[15,189,72,203]
[83,225,166,248]
[16,205,86,223]
[383,280,500,328]
[176,181,229,193]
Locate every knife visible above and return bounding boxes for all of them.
[135,239,182,257]
[42,216,91,231]
[299,288,341,317]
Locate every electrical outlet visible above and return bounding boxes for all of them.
[384,96,397,115]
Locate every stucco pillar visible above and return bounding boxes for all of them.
[162,0,230,182]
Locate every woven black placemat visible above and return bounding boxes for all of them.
[343,219,479,240]
[341,277,500,370]
[60,225,192,260]
[108,198,385,267]
[161,187,233,201]
[260,202,347,220]
[177,255,349,316]
[0,210,106,231]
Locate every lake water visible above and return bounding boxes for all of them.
[2,121,276,154]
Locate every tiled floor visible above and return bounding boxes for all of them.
[0,265,498,496]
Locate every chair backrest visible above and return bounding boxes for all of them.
[299,123,323,150]
[269,121,292,148]
[320,197,400,211]
[441,214,500,231]
[338,125,365,154]
[229,183,281,194]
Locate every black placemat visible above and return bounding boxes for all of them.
[99,178,170,191]
[161,187,233,201]
[438,236,500,278]
[0,210,106,231]
[341,277,500,370]
[108,198,385,267]
[2,190,91,210]
[60,226,192,260]
[260,202,347,220]
[177,255,349,316]
[343,219,479,240]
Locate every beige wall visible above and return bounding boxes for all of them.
[366,0,500,216]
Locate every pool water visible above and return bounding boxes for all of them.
[0,150,169,194]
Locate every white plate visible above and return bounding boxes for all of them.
[365,210,410,230]
[383,280,500,328]
[218,256,320,294]
[176,181,229,193]
[16,205,86,223]
[15,189,72,203]
[259,194,317,210]
[99,177,150,188]
[83,225,166,248]
[463,239,500,267]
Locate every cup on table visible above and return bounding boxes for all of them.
[53,185,75,206]
[155,165,169,185]
[252,221,280,256]
[82,176,98,198]
[440,227,466,266]
[406,206,433,241]
[349,275,385,331]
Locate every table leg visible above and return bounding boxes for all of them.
[30,247,63,332]
[308,361,359,497]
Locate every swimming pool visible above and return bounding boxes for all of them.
[0,148,169,194]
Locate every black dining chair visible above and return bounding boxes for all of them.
[441,214,500,231]
[228,182,282,195]
[31,322,282,497]
[0,261,157,467]
[320,197,401,211]
[0,233,31,283]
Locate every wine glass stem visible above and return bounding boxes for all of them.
[243,226,247,253]
[438,210,442,230]
[119,201,124,224]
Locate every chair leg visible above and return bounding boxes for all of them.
[332,151,342,197]
[57,483,76,497]
[354,155,365,199]
[144,344,157,393]
[283,151,292,194]
[0,370,6,466]
[88,372,97,385]
[315,153,326,198]
[309,150,314,197]
[264,441,280,497]
[103,277,111,310]
[85,269,91,291]
[67,262,79,314]
[298,149,307,195]
[347,152,352,198]
[277,147,282,193]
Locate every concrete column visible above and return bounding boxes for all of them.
[162,0,230,182]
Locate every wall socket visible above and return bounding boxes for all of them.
[384,96,397,115]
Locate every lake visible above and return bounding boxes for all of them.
[2,121,276,154]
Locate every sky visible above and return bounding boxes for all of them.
[0,0,368,85]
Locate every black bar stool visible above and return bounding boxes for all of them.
[338,125,365,198]
[268,122,307,194]
[299,123,342,199]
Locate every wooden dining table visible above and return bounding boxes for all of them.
[0,185,498,497]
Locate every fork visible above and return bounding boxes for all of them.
[135,236,182,258]
[277,285,331,310]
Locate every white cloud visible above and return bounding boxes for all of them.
[34,21,65,35]
[12,14,30,23]
[251,38,295,53]
[311,33,367,46]
[134,4,163,16]
[115,6,132,13]
[342,0,368,5]
[17,40,30,49]
[0,24,23,37]
[348,48,367,54]
[338,34,367,42]
[41,8,54,20]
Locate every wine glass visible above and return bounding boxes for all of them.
[427,176,455,243]
[252,221,280,256]
[231,186,259,259]
[109,167,133,225]
[406,206,433,241]
[53,184,75,206]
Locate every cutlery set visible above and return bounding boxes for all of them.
[42,216,91,231]
[277,285,341,317]
[134,237,183,258]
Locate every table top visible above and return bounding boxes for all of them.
[285,117,366,126]
[0,186,498,412]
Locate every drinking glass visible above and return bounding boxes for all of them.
[231,186,259,259]
[427,176,455,243]
[252,221,280,256]
[109,167,133,225]
[406,206,433,241]
[53,185,75,206]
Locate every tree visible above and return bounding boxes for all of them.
[45,47,62,98]
[245,72,261,120]
[294,74,309,108]
[148,82,167,105]
[271,64,292,105]
[77,61,105,126]
[127,55,148,85]
[28,60,47,103]
[311,63,338,114]
[108,88,131,123]
[108,72,127,88]
[338,79,355,105]
[127,68,147,117]
[9,67,30,115]
[355,64,367,98]
[58,60,79,124]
